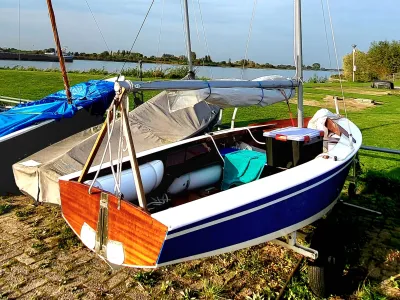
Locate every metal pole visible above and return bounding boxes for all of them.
[352,44,357,82]
[46,0,72,104]
[182,0,195,79]
[138,60,143,81]
[295,0,304,128]
[360,145,400,155]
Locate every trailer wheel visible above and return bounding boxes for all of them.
[308,264,326,297]
[348,182,356,199]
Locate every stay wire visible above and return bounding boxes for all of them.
[326,0,353,145]
[197,0,213,78]
[156,0,165,69]
[319,0,332,71]
[241,0,258,80]
[118,0,156,78]
[85,0,111,53]
[192,0,205,69]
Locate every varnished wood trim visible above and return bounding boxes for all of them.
[60,180,167,267]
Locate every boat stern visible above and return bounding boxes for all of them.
[59,180,168,268]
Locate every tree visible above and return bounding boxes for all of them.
[312,63,321,70]
[190,51,196,61]
[99,51,110,58]
[368,40,400,77]
[343,50,375,82]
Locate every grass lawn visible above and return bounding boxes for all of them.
[1,69,399,179]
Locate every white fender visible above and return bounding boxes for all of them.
[168,164,222,195]
[85,160,164,202]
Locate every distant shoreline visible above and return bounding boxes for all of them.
[0,52,73,63]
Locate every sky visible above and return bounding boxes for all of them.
[1,0,399,68]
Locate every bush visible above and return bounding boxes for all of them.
[165,66,190,79]
[307,74,328,83]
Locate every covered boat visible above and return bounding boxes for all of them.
[1,79,115,195]
[12,91,220,204]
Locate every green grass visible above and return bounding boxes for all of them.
[1,69,399,179]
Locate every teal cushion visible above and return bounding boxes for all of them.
[221,150,266,191]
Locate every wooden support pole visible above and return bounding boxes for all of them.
[78,100,115,183]
[120,92,147,210]
[46,0,72,103]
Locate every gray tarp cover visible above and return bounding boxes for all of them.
[13,91,219,204]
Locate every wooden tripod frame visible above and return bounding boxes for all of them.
[77,88,148,211]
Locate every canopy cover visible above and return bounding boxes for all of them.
[0,80,115,137]
[167,76,295,112]
[13,92,219,204]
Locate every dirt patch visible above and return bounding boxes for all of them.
[291,95,378,111]
[314,87,394,96]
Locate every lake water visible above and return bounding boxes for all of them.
[0,59,335,81]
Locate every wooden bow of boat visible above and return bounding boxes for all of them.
[60,180,167,267]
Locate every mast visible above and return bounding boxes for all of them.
[295,0,304,128]
[46,0,72,103]
[182,0,195,79]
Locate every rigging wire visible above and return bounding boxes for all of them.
[233,0,258,129]
[325,0,353,145]
[241,0,258,80]
[192,0,205,69]
[85,0,111,53]
[319,0,332,70]
[118,0,156,78]
[156,0,165,69]
[196,0,213,78]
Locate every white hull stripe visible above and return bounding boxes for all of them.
[166,158,353,240]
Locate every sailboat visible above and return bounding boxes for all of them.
[0,1,116,195]
[58,0,362,268]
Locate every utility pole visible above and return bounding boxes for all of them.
[295,0,304,128]
[352,44,357,82]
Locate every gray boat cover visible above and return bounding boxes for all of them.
[13,91,219,204]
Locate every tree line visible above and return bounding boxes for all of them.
[0,46,326,71]
[343,40,400,82]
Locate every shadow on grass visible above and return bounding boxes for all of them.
[360,121,400,132]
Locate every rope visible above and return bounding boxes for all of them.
[88,105,122,195]
[85,0,111,53]
[245,128,265,145]
[256,82,265,106]
[197,0,213,78]
[206,134,225,163]
[118,0,155,78]
[326,0,353,146]
[241,0,258,80]
[279,89,295,127]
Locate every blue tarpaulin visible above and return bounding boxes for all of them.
[0,80,115,137]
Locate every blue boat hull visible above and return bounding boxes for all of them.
[157,157,353,266]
